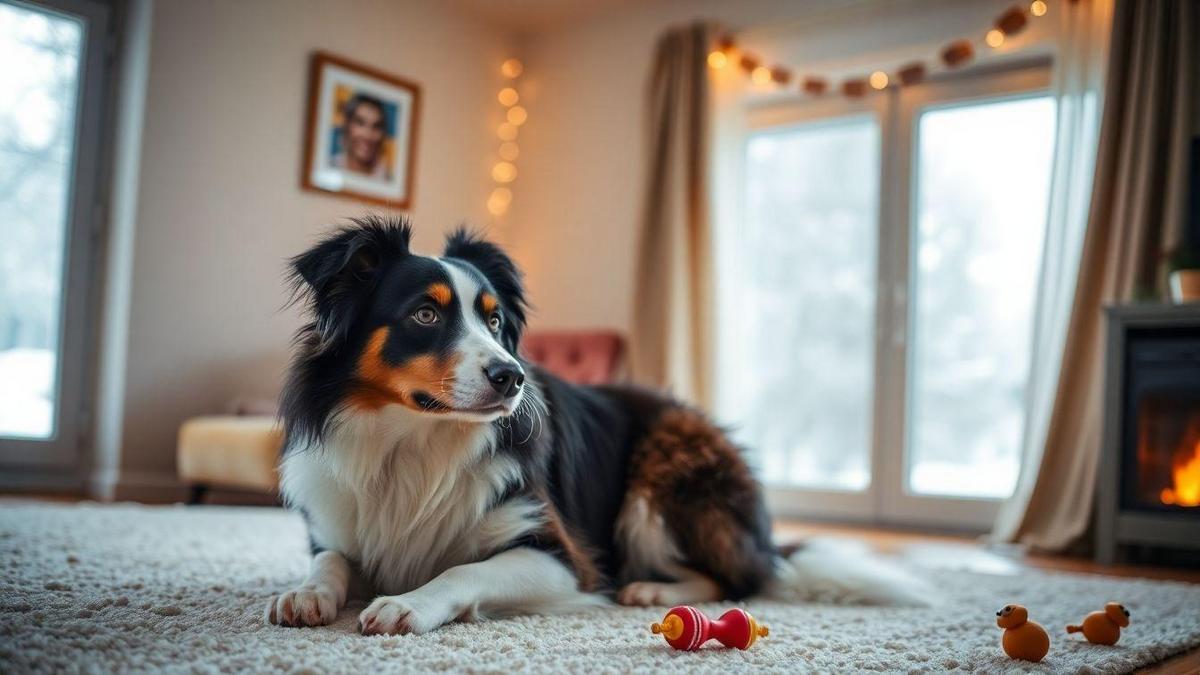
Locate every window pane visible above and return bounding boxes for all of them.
[734,117,879,490]
[908,96,1056,498]
[0,4,83,439]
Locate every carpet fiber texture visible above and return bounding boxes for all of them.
[1,502,1198,673]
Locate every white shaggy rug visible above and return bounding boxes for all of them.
[1,502,1198,674]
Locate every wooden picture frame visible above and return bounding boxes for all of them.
[301,51,421,209]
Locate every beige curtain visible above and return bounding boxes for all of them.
[1000,0,1194,551]
[631,23,714,407]
[991,0,1113,544]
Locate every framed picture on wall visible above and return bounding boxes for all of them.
[302,51,421,208]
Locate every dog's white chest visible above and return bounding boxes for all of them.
[279,416,534,595]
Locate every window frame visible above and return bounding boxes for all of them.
[726,61,1054,530]
[885,64,1052,530]
[0,0,111,474]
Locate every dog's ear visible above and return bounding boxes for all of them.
[443,227,528,352]
[288,216,412,346]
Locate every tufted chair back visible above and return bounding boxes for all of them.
[521,330,626,386]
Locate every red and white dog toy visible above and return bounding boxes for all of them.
[650,606,769,651]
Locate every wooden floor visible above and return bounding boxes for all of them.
[775,520,1200,583]
[775,520,1200,674]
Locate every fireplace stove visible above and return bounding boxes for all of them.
[1096,304,1200,564]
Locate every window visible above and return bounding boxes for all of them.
[907,97,1056,499]
[0,0,109,470]
[739,117,879,491]
[720,65,1057,528]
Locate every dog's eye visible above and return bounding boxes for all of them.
[488,314,502,333]
[413,306,439,326]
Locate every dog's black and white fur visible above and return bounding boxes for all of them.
[267,217,923,635]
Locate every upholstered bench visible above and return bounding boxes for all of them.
[176,415,282,503]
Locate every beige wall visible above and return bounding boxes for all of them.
[113,0,513,491]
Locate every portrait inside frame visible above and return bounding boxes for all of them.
[302,51,421,209]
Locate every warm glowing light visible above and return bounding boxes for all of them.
[707,50,728,69]
[498,142,519,161]
[500,58,523,79]
[497,122,518,141]
[750,66,772,85]
[986,29,1006,48]
[492,161,517,183]
[869,71,889,90]
[487,187,513,216]
[1030,0,1047,17]
[506,105,528,126]
[1161,441,1200,507]
[498,87,519,106]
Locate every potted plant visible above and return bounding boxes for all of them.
[1167,245,1200,303]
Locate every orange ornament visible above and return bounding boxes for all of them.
[996,604,1050,663]
[1066,602,1130,645]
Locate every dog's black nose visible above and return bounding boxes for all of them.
[484,362,525,398]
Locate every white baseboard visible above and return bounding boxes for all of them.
[87,466,120,501]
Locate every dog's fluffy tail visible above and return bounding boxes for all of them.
[765,539,936,607]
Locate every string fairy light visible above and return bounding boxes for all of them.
[713,1,1047,98]
[506,105,528,126]
[497,122,518,141]
[489,58,527,217]
[487,187,513,216]
[492,161,517,183]
[500,58,523,79]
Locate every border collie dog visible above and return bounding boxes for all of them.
[268,217,921,635]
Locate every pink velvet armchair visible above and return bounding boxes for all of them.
[521,330,626,385]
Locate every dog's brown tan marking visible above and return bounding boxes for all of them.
[351,327,460,413]
[531,493,602,592]
[480,292,498,314]
[427,282,453,307]
[624,407,775,598]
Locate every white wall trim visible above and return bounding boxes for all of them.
[92,0,152,494]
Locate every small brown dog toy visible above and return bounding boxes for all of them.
[996,604,1050,662]
[1066,602,1130,645]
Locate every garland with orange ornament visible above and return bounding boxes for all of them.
[708,0,1053,97]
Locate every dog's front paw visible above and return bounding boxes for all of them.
[266,585,339,627]
[358,593,454,636]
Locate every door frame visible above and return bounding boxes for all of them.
[0,0,111,472]
[730,62,1053,530]
[878,64,1052,530]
